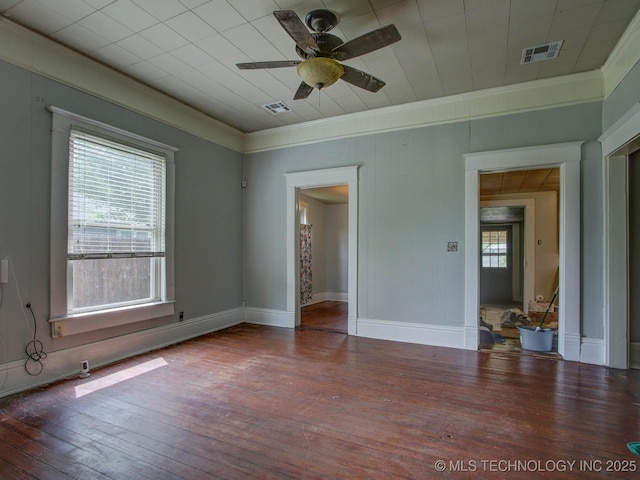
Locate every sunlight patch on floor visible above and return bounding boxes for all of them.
[75,357,168,398]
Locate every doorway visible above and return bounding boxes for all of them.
[601,104,640,369]
[464,142,582,361]
[298,185,349,333]
[479,170,560,354]
[480,223,517,304]
[605,144,640,368]
[479,220,523,344]
[285,166,359,335]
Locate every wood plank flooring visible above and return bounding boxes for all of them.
[1,324,639,479]
[300,301,347,333]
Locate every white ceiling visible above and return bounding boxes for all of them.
[302,184,349,204]
[2,0,639,134]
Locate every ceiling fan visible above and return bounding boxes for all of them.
[236,9,401,100]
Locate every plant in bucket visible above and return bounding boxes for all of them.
[518,288,557,352]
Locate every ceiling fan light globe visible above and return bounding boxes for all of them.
[297,57,344,90]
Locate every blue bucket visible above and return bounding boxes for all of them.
[518,326,555,352]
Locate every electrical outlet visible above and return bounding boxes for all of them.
[51,322,62,337]
[79,360,90,378]
[179,311,184,321]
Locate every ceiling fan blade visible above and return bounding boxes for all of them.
[237,60,301,69]
[293,81,314,100]
[274,10,318,55]
[340,65,386,93]
[332,24,401,61]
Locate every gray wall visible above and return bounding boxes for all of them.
[324,204,348,295]
[603,59,640,132]
[244,102,603,335]
[297,194,348,299]
[299,193,326,296]
[0,59,243,362]
[3,53,636,380]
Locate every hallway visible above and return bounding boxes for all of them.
[300,300,347,333]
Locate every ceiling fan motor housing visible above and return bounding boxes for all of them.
[296,33,344,59]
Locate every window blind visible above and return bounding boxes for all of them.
[68,130,166,260]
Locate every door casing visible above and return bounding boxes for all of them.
[464,142,582,361]
[600,102,640,368]
[285,166,359,335]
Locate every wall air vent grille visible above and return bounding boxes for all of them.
[262,101,292,114]
[521,41,563,64]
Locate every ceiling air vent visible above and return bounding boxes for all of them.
[520,41,563,65]
[262,101,292,114]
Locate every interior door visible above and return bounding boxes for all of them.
[480,225,513,303]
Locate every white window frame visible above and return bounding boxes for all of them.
[49,107,176,337]
[299,200,309,225]
[481,229,509,268]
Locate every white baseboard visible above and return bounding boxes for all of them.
[325,292,347,302]
[302,293,325,306]
[0,307,244,398]
[302,292,348,306]
[357,318,465,349]
[464,325,479,350]
[244,310,465,350]
[580,337,605,365]
[244,307,293,328]
[630,342,640,369]
[1,308,618,399]
[563,332,582,362]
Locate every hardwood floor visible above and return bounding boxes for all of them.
[1,324,639,479]
[480,303,560,356]
[300,301,347,333]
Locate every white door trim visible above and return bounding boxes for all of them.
[285,166,359,334]
[599,101,640,368]
[464,142,583,360]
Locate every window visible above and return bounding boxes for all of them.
[482,230,508,268]
[67,131,166,313]
[50,107,176,336]
[299,200,309,225]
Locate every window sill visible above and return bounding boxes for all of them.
[49,301,175,337]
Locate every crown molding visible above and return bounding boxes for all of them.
[244,71,603,153]
[601,9,640,98]
[6,11,634,156]
[0,17,244,153]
